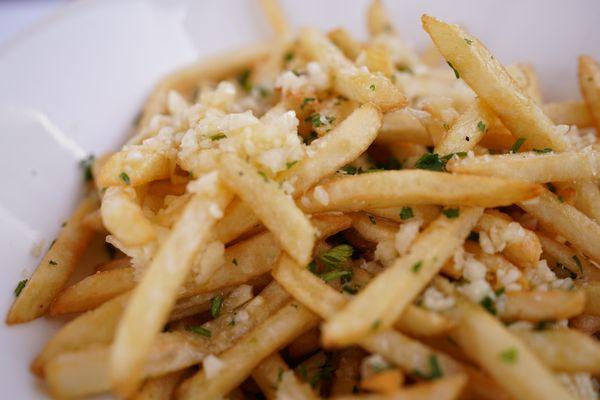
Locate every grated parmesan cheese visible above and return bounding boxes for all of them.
[422,286,455,311]
[313,186,330,206]
[203,354,225,379]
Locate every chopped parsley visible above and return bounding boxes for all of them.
[415,153,444,171]
[368,215,377,224]
[283,51,295,63]
[477,121,486,132]
[533,148,552,154]
[257,171,269,182]
[447,61,460,79]
[305,113,334,127]
[480,296,497,315]
[400,206,414,220]
[14,279,27,297]
[414,355,443,380]
[495,287,506,297]
[79,155,95,182]
[307,261,318,274]
[443,123,450,131]
[442,208,459,218]
[119,172,130,185]
[499,347,518,363]
[297,364,308,381]
[300,97,316,110]
[340,165,360,175]
[572,255,583,274]
[209,133,226,141]
[303,131,318,145]
[534,320,552,331]
[286,160,298,169]
[320,270,352,282]
[464,38,473,45]
[186,325,211,337]
[546,182,557,193]
[411,261,423,273]
[278,367,284,382]
[237,68,252,92]
[510,137,526,153]
[317,244,353,270]
[342,285,358,294]
[210,295,223,318]
[48,260,58,265]
[396,64,413,74]
[369,84,376,91]
[232,258,238,265]
[371,319,381,331]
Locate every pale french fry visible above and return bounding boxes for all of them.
[81,209,106,233]
[282,103,382,194]
[542,100,593,128]
[7,194,98,324]
[178,302,320,400]
[133,370,184,400]
[214,199,262,244]
[277,370,321,400]
[298,28,406,112]
[322,208,482,347]
[536,232,600,280]
[500,290,586,322]
[50,267,135,315]
[258,0,291,36]
[377,109,432,145]
[519,189,600,263]
[436,278,576,400]
[475,210,542,268]
[101,187,156,246]
[422,15,570,151]
[97,148,172,188]
[288,328,321,359]
[578,55,600,131]
[300,171,540,213]
[328,28,363,60]
[359,45,395,78]
[396,305,456,338]
[582,281,600,316]
[350,213,397,243]
[219,153,314,266]
[46,282,291,398]
[252,353,290,400]
[366,0,394,36]
[331,348,364,396]
[507,63,542,103]
[514,329,600,373]
[110,185,232,397]
[447,150,600,183]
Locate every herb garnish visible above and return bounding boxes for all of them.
[400,206,414,220]
[210,295,223,318]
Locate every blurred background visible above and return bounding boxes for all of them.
[0,0,68,46]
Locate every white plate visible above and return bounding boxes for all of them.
[0,0,598,397]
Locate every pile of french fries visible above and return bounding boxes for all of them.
[8,0,600,399]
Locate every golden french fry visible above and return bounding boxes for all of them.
[437,279,575,400]
[219,153,315,266]
[7,195,98,324]
[359,45,395,78]
[50,268,135,315]
[328,28,362,60]
[97,148,171,188]
[258,0,291,36]
[542,100,593,128]
[252,353,291,400]
[366,0,394,36]
[377,109,432,145]
[537,232,600,281]
[133,370,184,400]
[350,212,397,243]
[507,63,542,103]
[582,281,600,316]
[101,187,156,246]
[81,209,106,233]
[110,185,232,397]
[422,15,570,151]
[95,257,131,272]
[277,370,320,400]
[299,171,540,213]
[367,205,441,226]
[514,329,600,373]
[360,369,404,394]
[578,55,600,131]
[288,328,321,359]
[500,290,586,322]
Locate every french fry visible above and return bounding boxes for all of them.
[81,209,106,233]
[542,100,593,128]
[7,194,98,324]
[578,55,600,131]
[350,212,397,243]
[447,150,600,183]
[252,353,290,400]
[514,329,600,373]
[300,171,540,213]
[366,0,394,36]
[422,15,570,151]
[582,281,600,316]
[507,63,542,103]
[377,109,432,145]
[95,257,131,272]
[359,45,395,78]
[288,328,321,359]
[519,189,600,264]
[50,267,135,315]
[360,369,403,394]
[475,210,542,268]
[214,199,262,244]
[500,290,586,322]
[219,153,314,265]
[277,370,321,400]
[258,0,291,36]
[333,374,467,400]
[536,232,600,280]
[97,148,171,188]
[436,278,576,400]
[328,28,363,60]
[298,28,406,112]
[101,187,156,246]
[110,185,233,397]
[367,205,441,227]
[133,370,184,400]
[178,302,320,400]
[322,207,482,347]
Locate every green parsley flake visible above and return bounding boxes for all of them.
[443,123,450,131]
[186,325,211,337]
[371,319,381,331]
[340,165,360,175]
[400,206,414,220]
[499,347,518,363]
[447,61,460,79]
[119,172,130,185]
[369,84,376,91]
[572,255,583,274]
[442,208,459,218]
[480,296,497,315]
[368,215,377,224]
[415,153,444,171]
[414,355,443,380]
[411,261,423,273]
[318,244,353,269]
[286,160,298,169]
[396,64,413,74]
[510,137,526,153]
[464,38,473,45]
[210,295,223,318]
[257,171,269,182]
[297,364,308,381]
[209,133,226,141]
[278,367,284,382]
[477,121,486,132]
[237,68,252,92]
[320,270,352,282]
[300,97,316,110]
[14,279,27,297]
[79,155,95,182]
[307,261,318,274]
[533,148,552,154]
[342,285,358,294]
[283,51,295,63]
